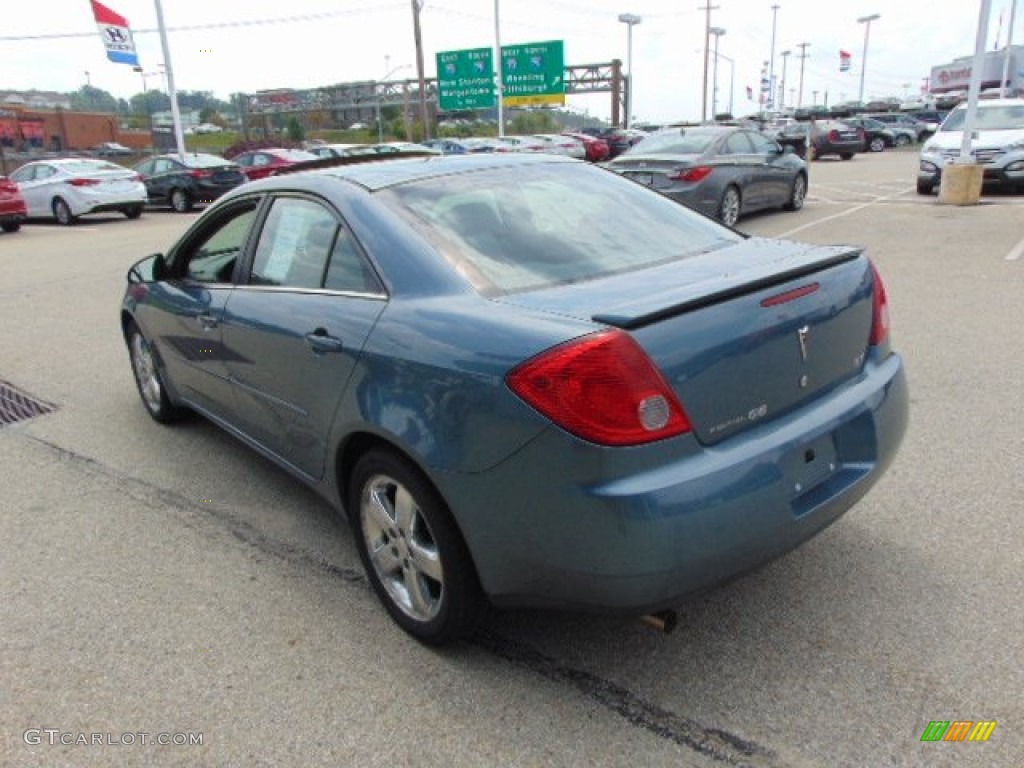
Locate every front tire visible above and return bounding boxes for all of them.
[840,153,854,161]
[52,197,74,225]
[124,205,143,219]
[127,322,186,423]
[1,220,21,233]
[170,188,193,213]
[895,134,911,147]
[717,185,741,227]
[916,180,935,196]
[783,173,807,211]
[349,450,482,645]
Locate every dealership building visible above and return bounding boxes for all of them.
[929,45,1024,100]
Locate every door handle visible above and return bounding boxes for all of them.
[305,329,344,354]
[197,313,219,330]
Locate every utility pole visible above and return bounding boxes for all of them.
[796,42,810,108]
[411,0,430,140]
[698,2,720,122]
[769,4,780,110]
[779,50,790,111]
[857,14,880,105]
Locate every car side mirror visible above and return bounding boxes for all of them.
[127,253,166,284]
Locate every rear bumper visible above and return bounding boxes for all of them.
[438,351,908,613]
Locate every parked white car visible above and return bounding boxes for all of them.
[917,98,1024,195]
[9,158,147,224]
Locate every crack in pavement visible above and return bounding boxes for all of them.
[20,431,788,767]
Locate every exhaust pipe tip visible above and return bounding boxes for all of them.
[640,610,678,634]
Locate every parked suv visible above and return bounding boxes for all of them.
[917,98,1024,195]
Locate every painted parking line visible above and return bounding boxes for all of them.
[777,186,915,238]
[1006,235,1024,261]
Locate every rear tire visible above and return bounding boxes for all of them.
[895,134,911,147]
[170,188,192,213]
[52,197,74,225]
[717,185,741,227]
[124,205,143,219]
[349,450,483,645]
[869,137,885,153]
[916,180,935,196]
[783,174,807,211]
[840,153,854,161]
[1,220,21,233]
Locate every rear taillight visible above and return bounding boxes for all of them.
[189,170,212,178]
[828,130,839,142]
[67,178,100,187]
[869,262,890,346]
[669,166,713,182]
[506,330,692,446]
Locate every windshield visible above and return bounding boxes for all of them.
[625,130,716,155]
[380,163,741,295]
[941,104,1024,131]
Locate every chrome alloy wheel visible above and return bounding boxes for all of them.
[130,332,163,414]
[719,187,741,227]
[360,473,444,623]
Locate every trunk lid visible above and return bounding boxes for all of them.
[500,237,873,445]
[611,153,704,190]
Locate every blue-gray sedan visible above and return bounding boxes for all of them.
[121,153,907,644]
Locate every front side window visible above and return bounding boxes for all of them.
[182,204,259,283]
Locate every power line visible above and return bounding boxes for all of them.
[0,4,405,42]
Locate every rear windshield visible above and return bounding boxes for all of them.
[627,130,716,155]
[941,105,1024,131]
[56,160,127,174]
[184,154,236,168]
[379,163,741,295]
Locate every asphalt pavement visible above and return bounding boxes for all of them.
[1,150,1022,767]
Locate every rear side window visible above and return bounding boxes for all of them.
[250,197,336,289]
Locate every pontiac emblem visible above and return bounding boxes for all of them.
[797,325,810,362]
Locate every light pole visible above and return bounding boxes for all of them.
[715,50,736,116]
[618,13,642,129]
[778,50,790,111]
[769,4,780,110]
[376,62,411,143]
[699,2,720,122]
[857,14,880,105]
[132,65,161,141]
[710,27,726,119]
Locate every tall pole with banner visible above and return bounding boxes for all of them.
[150,0,186,159]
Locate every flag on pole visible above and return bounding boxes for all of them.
[746,85,753,100]
[839,50,852,72]
[90,1,140,67]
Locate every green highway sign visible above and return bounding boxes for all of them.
[501,40,565,107]
[436,47,495,111]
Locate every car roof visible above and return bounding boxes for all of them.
[243,152,575,193]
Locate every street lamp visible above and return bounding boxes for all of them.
[857,14,880,105]
[618,13,642,128]
[709,27,726,119]
[376,63,411,143]
[715,50,736,117]
[778,50,791,111]
[768,4,780,110]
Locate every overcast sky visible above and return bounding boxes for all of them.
[1,0,1019,121]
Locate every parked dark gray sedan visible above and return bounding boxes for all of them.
[606,126,808,226]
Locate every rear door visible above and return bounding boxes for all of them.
[221,194,386,480]
[10,164,54,217]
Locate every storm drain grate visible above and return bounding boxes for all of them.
[0,379,58,427]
